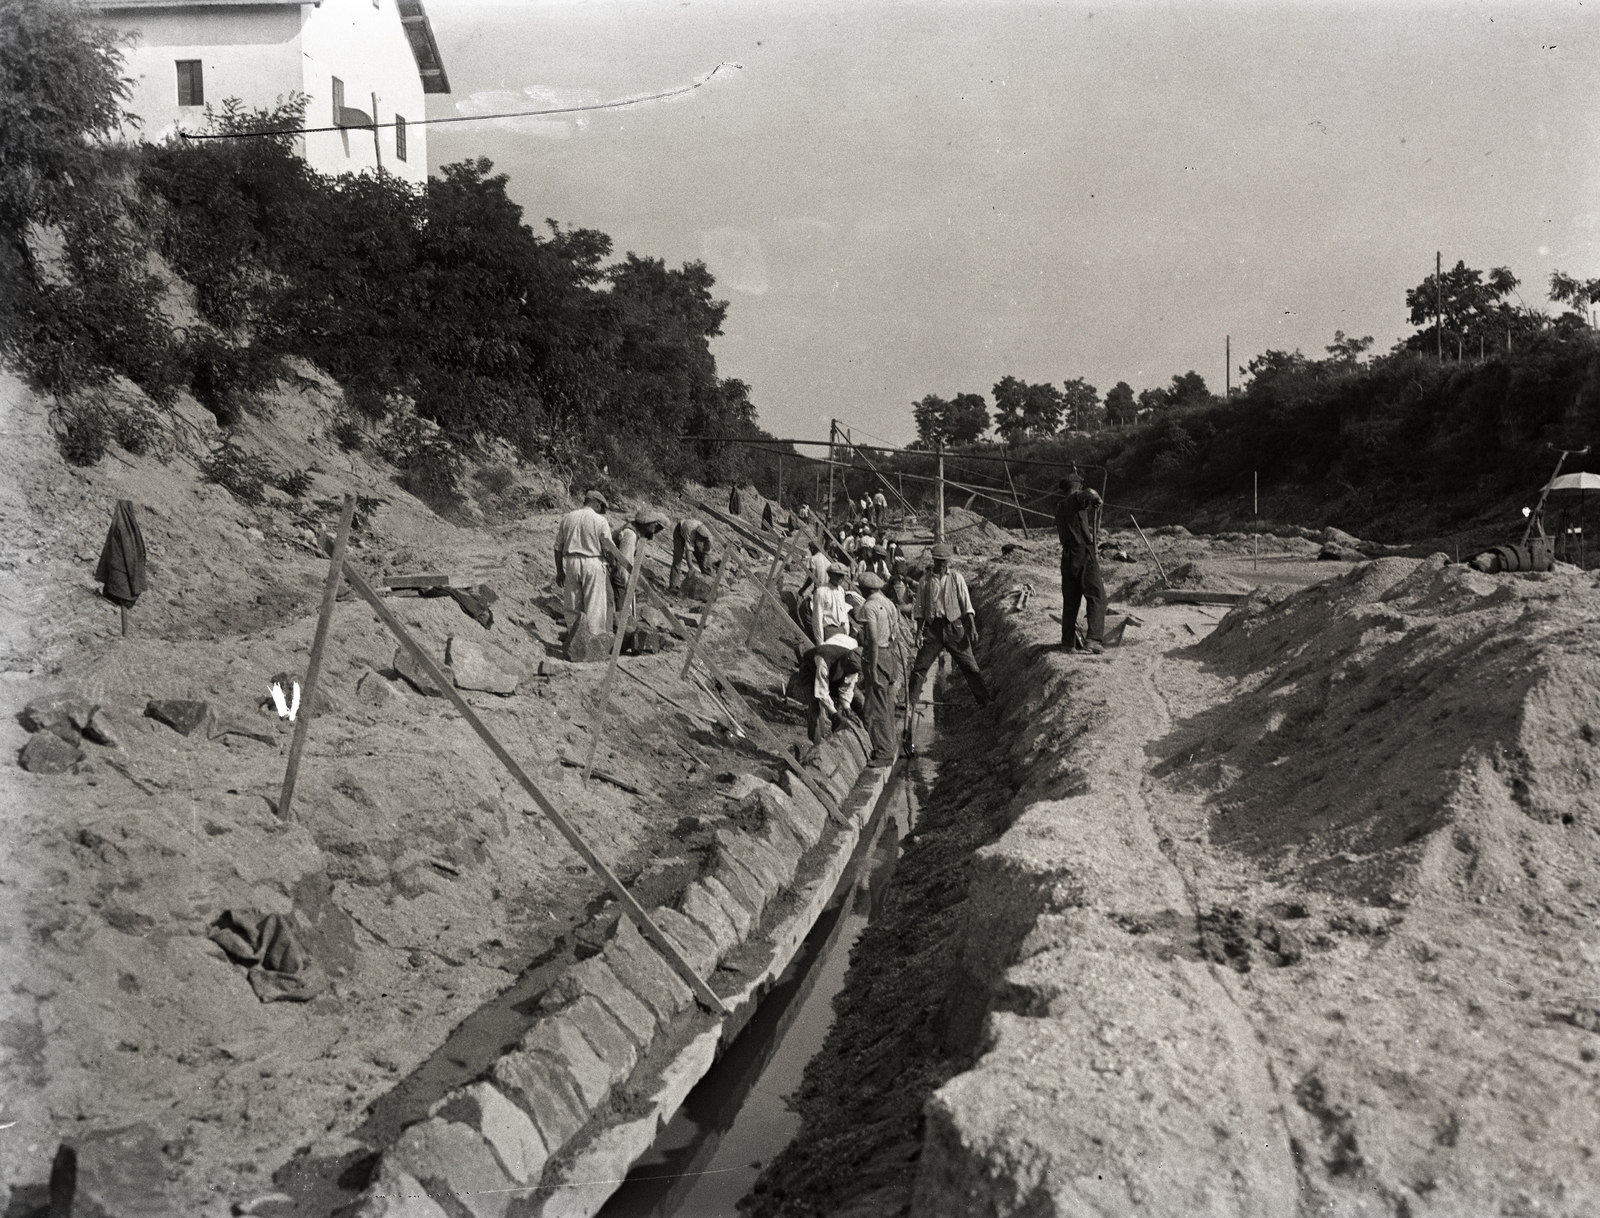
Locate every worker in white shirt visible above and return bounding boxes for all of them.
[555,490,623,644]
[855,571,901,765]
[872,489,889,529]
[908,542,991,707]
[811,563,862,716]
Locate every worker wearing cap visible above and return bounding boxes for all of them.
[1056,472,1106,653]
[855,571,901,765]
[609,508,669,628]
[668,517,715,592]
[908,542,991,707]
[810,563,862,716]
[555,490,622,643]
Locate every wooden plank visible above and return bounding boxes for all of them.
[277,495,355,821]
[1155,589,1247,605]
[745,532,795,648]
[636,579,842,820]
[382,573,451,589]
[331,541,729,1017]
[584,549,648,785]
[682,537,734,678]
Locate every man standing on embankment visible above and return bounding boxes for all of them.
[1056,472,1106,653]
[908,542,991,707]
[556,490,622,647]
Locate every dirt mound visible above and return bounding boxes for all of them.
[1173,555,1600,906]
[1115,559,1249,605]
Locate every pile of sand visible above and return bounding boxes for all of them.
[1115,559,1250,606]
[1176,555,1600,907]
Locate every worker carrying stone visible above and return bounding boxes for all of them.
[555,490,623,655]
[1055,471,1107,653]
[668,516,715,592]
[908,542,991,707]
[609,507,670,628]
[855,570,901,766]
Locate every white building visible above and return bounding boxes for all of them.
[93,0,449,187]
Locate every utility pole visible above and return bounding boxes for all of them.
[1436,251,1443,363]
[826,418,837,526]
[1225,335,1230,399]
[777,454,783,509]
[936,441,946,543]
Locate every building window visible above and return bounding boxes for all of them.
[176,60,203,107]
[331,76,344,126]
[394,114,407,162]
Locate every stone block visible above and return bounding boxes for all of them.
[21,694,91,742]
[59,1124,172,1217]
[388,1118,513,1218]
[82,707,120,747]
[760,817,804,876]
[21,731,81,774]
[712,854,766,919]
[760,783,824,851]
[566,625,610,663]
[713,827,786,895]
[393,647,452,697]
[603,914,693,1023]
[564,995,638,1087]
[145,699,209,735]
[678,572,717,602]
[701,875,754,939]
[491,1051,586,1155]
[680,882,739,955]
[779,768,836,830]
[353,1163,451,1218]
[355,669,397,707]
[447,637,519,695]
[563,956,657,1046]
[520,1014,615,1108]
[430,1081,547,1186]
[649,905,720,977]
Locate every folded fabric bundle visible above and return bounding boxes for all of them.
[208,910,328,1003]
[95,500,147,608]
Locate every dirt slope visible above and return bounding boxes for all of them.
[0,367,809,1214]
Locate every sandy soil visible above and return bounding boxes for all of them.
[0,368,814,1215]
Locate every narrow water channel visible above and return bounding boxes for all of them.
[598,679,942,1218]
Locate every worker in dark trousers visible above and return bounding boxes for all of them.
[907,543,991,707]
[668,517,714,592]
[855,571,901,765]
[1055,472,1106,653]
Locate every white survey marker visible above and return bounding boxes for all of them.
[269,681,301,722]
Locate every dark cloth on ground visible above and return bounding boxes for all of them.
[1055,489,1100,552]
[208,910,328,1003]
[908,617,989,706]
[95,499,147,608]
[420,584,495,629]
[1061,550,1107,646]
[762,503,775,531]
[729,486,743,516]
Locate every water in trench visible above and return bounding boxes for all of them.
[598,682,942,1218]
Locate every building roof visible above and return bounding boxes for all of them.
[92,0,450,94]
[395,0,449,94]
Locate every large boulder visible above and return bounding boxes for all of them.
[21,694,93,743]
[145,700,209,736]
[565,625,611,663]
[447,637,519,694]
[21,731,81,773]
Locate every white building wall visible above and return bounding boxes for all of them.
[100,0,430,187]
[108,5,305,148]
[299,0,429,185]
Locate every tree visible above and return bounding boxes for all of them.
[1060,377,1100,431]
[945,392,989,443]
[1549,270,1600,328]
[1021,381,1065,436]
[1136,386,1170,415]
[992,375,1028,443]
[1326,330,1374,364]
[1168,370,1209,406]
[1404,260,1529,355]
[1104,381,1135,425]
[912,394,949,449]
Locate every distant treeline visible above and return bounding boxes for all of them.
[0,0,770,501]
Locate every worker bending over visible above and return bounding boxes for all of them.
[1055,472,1107,653]
[669,517,714,592]
[609,507,669,629]
[555,490,622,643]
[908,543,991,707]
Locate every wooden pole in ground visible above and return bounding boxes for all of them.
[277,495,356,821]
[1001,449,1030,539]
[584,551,648,786]
[682,537,734,678]
[827,419,837,527]
[1128,513,1169,586]
[936,442,946,543]
[745,532,795,647]
[330,543,729,1015]
[120,606,127,637]
[636,579,843,820]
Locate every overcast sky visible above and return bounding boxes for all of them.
[423,0,1599,446]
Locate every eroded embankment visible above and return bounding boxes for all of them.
[914,559,1600,1218]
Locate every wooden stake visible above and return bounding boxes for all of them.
[584,550,648,785]
[277,494,356,821]
[333,545,729,1016]
[119,606,127,637]
[1129,513,1169,586]
[746,532,796,647]
[1001,450,1029,539]
[682,535,735,678]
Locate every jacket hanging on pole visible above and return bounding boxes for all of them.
[94,499,147,608]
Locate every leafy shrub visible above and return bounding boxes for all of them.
[199,439,271,504]
[112,403,161,455]
[331,417,365,451]
[474,463,516,495]
[274,468,313,498]
[55,399,109,466]
[186,330,279,425]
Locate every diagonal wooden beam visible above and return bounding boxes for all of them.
[331,544,728,1016]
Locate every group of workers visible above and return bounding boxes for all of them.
[554,468,1103,766]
